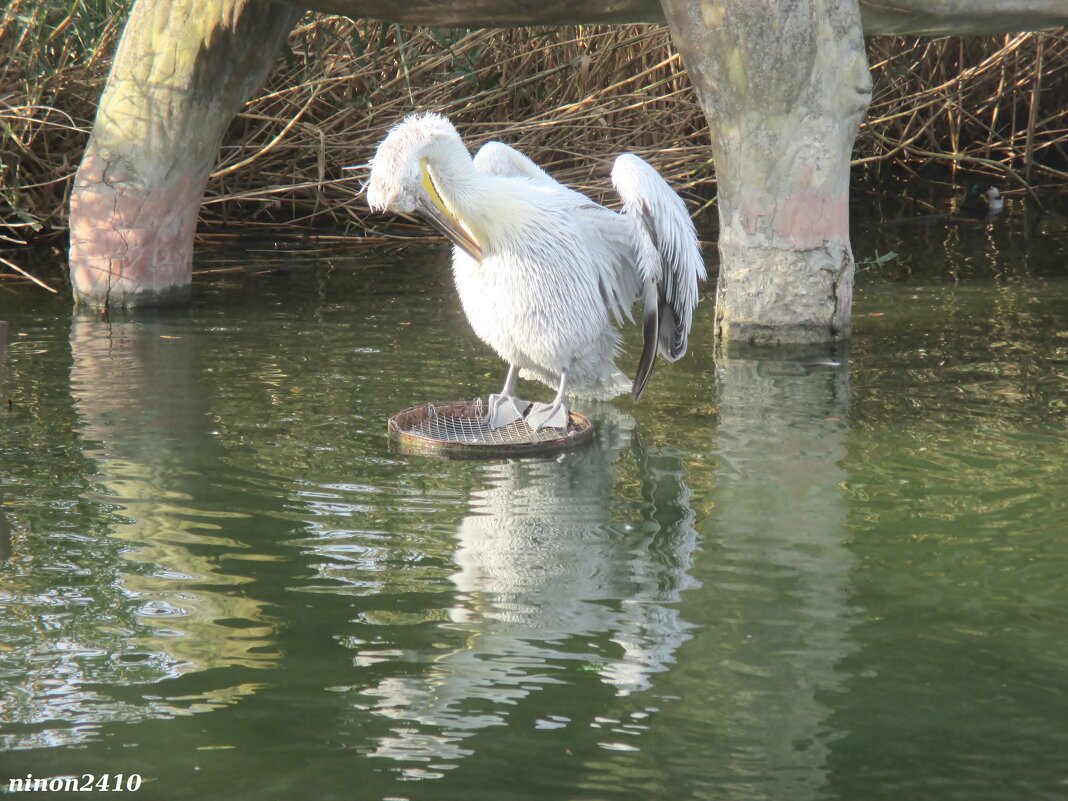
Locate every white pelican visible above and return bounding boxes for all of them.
[367,112,705,430]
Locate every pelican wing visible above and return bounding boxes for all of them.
[573,203,641,327]
[473,141,556,184]
[474,142,641,327]
[612,154,705,400]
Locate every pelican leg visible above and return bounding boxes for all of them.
[485,365,525,429]
[524,370,570,431]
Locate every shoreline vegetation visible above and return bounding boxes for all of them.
[2,1,1067,256]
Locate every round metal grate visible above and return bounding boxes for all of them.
[388,400,594,458]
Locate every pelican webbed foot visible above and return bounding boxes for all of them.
[483,365,527,429]
[525,368,571,431]
[484,393,526,429]
[524,400,570,431]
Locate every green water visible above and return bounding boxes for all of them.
[1,209,1067,800]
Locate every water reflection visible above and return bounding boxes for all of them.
[0,318,8,562]
[0,319,7,382]
[855,190,1068,284]
[69,314,278,673]
[0,314,279,751]
[0,497,9,562]
[638,343,857,801]
[356,408,699,774]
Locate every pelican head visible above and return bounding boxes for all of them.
[368,112,483,259]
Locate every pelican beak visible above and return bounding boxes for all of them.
[418,160,483,261]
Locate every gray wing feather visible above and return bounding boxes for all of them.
[612,154,705,368]
[632,280,660,401]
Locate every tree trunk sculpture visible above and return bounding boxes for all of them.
[661,0,871,342]
[69,0,302,309]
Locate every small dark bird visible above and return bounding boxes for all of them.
[957,183,1004,221]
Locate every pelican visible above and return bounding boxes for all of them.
[367,112,705,430]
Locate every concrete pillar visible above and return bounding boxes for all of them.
[68,0,303,310]
[660,0,872,343]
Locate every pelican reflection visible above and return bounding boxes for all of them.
[359,407,700,770]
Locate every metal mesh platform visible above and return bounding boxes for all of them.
[388,400,594,458]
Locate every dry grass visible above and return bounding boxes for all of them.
[0,0,126,247]
[861,34,1068,193]
[1,8,1066,252]
[202,23,709,239]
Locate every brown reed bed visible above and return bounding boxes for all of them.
[861,34,1068,195]
[1,6,1066,256]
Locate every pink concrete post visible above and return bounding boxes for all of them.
[661,0,872,344]
[68,0,302,309]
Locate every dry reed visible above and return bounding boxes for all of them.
[1,8,1066,253]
